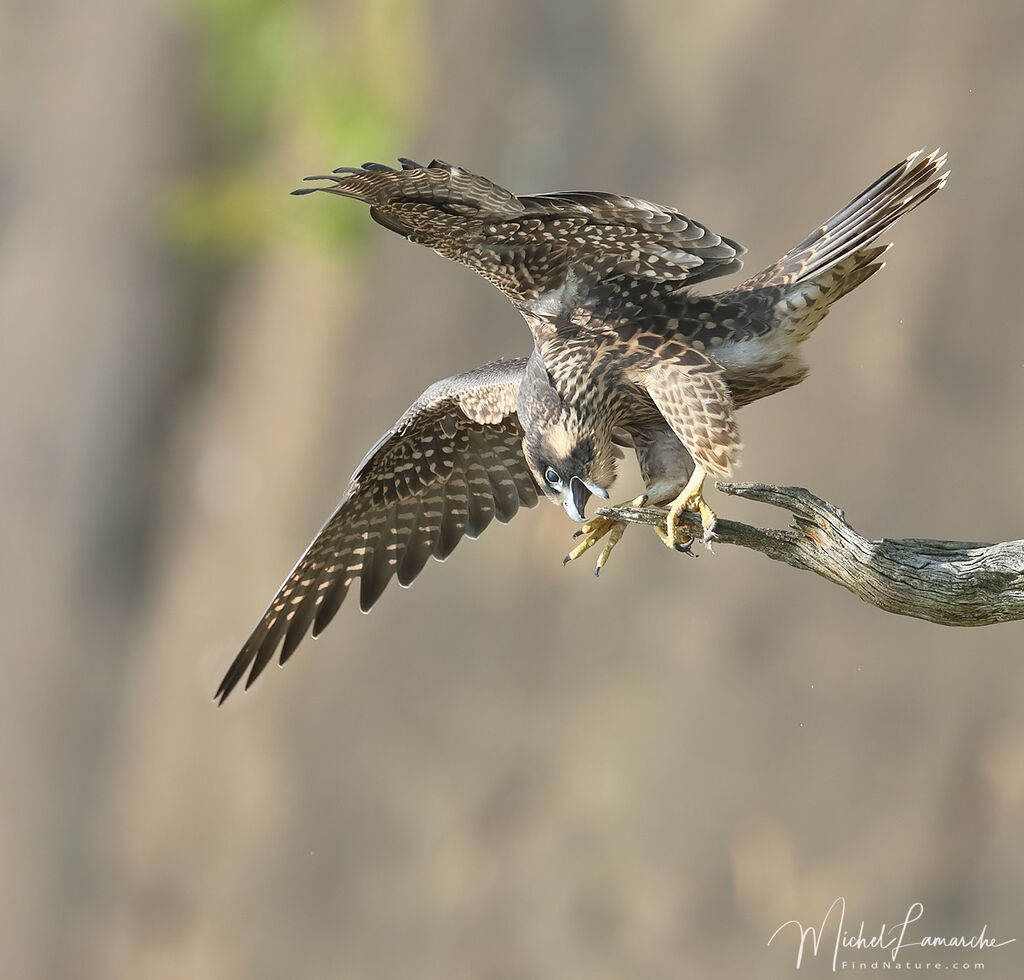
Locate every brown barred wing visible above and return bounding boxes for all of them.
[515,188,746,288]
[215,358,536,703]
[295,159,746,314]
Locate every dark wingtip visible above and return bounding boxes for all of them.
[292,174,337,195]
[214,650,252,704]
[330,160,426,175]
[213,677,234,705]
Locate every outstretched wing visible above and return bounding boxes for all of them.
[216,358,537,703]
[294,158,745,322]
[631,346,742,478]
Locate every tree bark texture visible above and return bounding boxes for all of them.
[598,483,1024,626]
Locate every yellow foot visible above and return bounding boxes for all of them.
[652,523,698,555]
[562,516,626,576]
[665,469,717,553]
[561,493,648,576]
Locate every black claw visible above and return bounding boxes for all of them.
[561,555,571,567]
[594,564,601,578]
[572,529,584,540]
[674,536,697,556]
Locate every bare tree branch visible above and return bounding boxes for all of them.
[596,482,1024,626]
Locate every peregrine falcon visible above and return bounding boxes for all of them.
[215,148,947,702]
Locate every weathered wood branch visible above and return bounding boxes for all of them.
[596,482,1024,626]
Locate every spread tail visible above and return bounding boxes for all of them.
[742,148,948,342]
[752,147,948,290]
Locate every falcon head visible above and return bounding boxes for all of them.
[523,425,617,522]
[518,359,617,522]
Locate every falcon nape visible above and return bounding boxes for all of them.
[216,148,948,703]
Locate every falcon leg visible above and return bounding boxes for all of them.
[664,464,717,550]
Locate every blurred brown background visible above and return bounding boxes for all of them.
[3,1,1023,977]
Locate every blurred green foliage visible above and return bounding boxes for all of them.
[166,0,421,255]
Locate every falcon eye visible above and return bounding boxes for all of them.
[544,466,561,488]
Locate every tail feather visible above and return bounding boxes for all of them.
[755,147,949,288]
[823,242,891,302]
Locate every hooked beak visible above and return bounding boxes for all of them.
[585,479,610,501]
[564,476,591,523]
[564,476,608,522]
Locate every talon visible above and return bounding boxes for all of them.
[563,509,633,572]
[663,464,718,551]
[563,516,616,565]
[699,521,718,554]
[674,536,696,554]
[594,522,627,576]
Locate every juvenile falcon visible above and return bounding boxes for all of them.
[216,148,947,702]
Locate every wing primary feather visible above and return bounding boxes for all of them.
[244,611,290,691]
[465,429,519,522]
[487,464,521,523]
[279,571,331,665]
[396,497,440,586]
[493,429,540,508]
[358,510,397,612]
[215,636,259,704]
[463,460,496,539]
[310,569,351,638]
[434,474,470,559]
[511,467,540,509]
